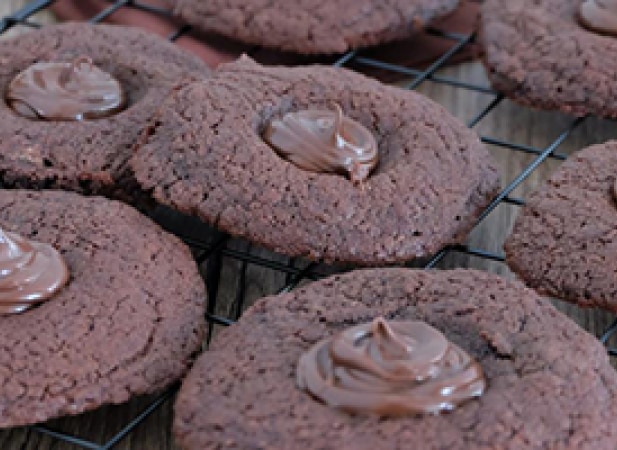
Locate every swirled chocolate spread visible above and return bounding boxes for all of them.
[263,104,378,183]
[297,317,486,416]
[579,0,617,36]
[0,228,69,315]
[6,57,126,121]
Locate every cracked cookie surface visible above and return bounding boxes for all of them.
[506,141,617,311]
[0,23,209,198]
[480,0,617,118]
[174,268,617,450]
[167,0,460,54]
[0,190,206,428]
[130,57,500,265]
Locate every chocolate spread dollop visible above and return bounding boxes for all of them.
[6,57,126,121]
[579,0,617,36]
[297,317,486,416]
[0,228,69,315]
[263,104,378,183]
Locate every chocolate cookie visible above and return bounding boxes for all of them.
[130,57,500,265]
[167,0,461,54]
[505,141,617,311]
[480,0,617,118]
[0,190,206,428]
[174,268,617,450]
[0,23,209,198]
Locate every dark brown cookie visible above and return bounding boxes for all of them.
[505,141,617,311]
[131,57,500,265]
[0,23,209,198]
[0,190,206,428]
[480,0,617,118]
[174,268,617,450]
[167,0,461,54]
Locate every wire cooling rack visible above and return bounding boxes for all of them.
[1,1,617,449]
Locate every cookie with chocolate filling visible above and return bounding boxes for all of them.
[0,22,208,198]
[174,268,617,450]
[130,57,500,265]
[480,0,617,118]
[0,190,206,428]
[505,141,617,311]
[166,0,461,54]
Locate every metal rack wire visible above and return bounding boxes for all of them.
[1,1,616,448]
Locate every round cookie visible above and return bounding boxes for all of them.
[166,0,460,54]
[174,268,617,450]
[130,57,500,265]
[0,23,209,198]
[480,0,617,118]
[505,141,617,311]
[0,190,206,428]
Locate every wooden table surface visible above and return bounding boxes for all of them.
[1,1,617,449]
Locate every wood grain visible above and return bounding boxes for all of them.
[1,1,616,449]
